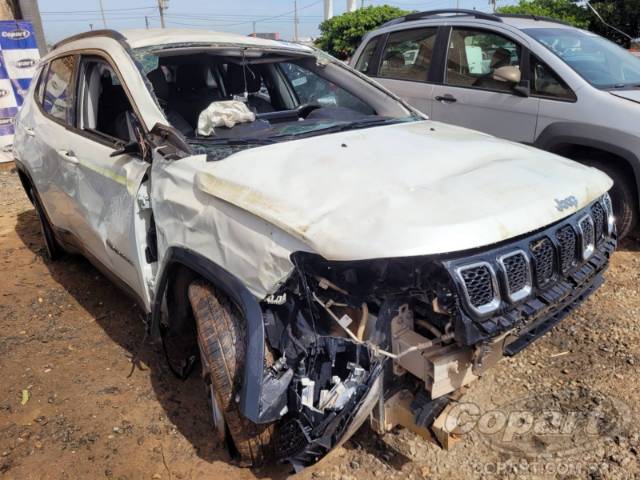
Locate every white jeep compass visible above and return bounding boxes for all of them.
[13,28,616,470]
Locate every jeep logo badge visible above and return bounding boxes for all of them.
[15,58,36,68]
[555,195,578,212]
[2,29,30,40]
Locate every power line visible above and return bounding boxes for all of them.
[98,0,107,28]
[41,6,156,14]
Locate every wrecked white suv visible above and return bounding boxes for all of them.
[13,29,616,470]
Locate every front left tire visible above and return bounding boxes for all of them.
[187,280,275,466]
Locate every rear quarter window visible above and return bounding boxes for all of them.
[41,55,77,125]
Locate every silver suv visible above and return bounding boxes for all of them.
[352,9,640,238]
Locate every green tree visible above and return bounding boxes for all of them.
[315,5,409,59]
[497,0,591,29]
[588,0,640,46]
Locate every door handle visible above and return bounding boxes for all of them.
[59,149,79,164]
[23,126,35,137]
[435,94,457,103]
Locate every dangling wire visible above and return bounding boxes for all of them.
[241,47,249,100]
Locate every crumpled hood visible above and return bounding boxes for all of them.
[195,121,612,260]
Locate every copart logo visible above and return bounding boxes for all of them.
[555,195,578,212]
[2,29,30,40]
[15,58,36,68]
[444,388,631,458]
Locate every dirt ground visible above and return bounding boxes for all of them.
[2,165,640,480]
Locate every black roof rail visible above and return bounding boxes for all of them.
[381,9,503,27]
[496,13,571,26]
[52,29,129,50]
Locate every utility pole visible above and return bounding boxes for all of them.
[157,0,166,28]
[293,0,299,42]
[252,20,256,37]
[98,0,107,28]
[145,16,149,29]
[324,0,333,20]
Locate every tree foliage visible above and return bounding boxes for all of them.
[588,0,640,45]
[497,0,640,46]
[315,5,409,60]
[497,0,591,29]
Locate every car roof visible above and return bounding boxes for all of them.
[49,27,313,56]
[498,15,575,30]
[366,10,576,37]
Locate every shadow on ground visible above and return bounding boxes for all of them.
[14,207,290,479]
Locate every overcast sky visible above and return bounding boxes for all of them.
[38,0,507,44]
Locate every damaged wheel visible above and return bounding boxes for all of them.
[187,281,274,466]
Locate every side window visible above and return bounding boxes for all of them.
[354,36,379,74]
[279,62,374,115]
[42,55,77,124]
[530,55,576,101]
[77,57,137,143]
[445,28,521,93]
[378,28,437,82]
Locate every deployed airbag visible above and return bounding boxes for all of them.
[197,100,256,136]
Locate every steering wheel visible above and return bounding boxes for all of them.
[296,103,321,119]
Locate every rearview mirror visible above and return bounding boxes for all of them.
[493,65,521,84]
[110,140,142,158]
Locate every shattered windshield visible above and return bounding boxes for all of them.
[131,44,417,159]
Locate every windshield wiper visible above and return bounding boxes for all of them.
[192,137,278,146]
[290,117,409,137]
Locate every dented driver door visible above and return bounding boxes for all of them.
[63,55,153,309]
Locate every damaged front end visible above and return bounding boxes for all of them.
[243,195,616,470]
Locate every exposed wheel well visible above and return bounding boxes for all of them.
[551,143,639,208]
[163,263,200,337]
[16,168,35,204]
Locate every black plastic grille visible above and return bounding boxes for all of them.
[556,225,577,273]
[591,202,605,242]
[530,237,555,286]
[460,266,495,307]
[503,253,528,294]
[580,216,595,252]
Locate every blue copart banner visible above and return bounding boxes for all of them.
[0,20,40,155]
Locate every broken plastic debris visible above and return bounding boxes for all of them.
[21,389,29,405]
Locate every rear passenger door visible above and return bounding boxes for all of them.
[430,27,539,143]
[28,55,79,234]
[365,28,439,117]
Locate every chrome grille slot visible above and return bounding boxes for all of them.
[498,250,532,302]
[578,214,595,259]
[456,262,500,316]
[529,237,555,286]
[591,202,605,243]
[556,225,577,273]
